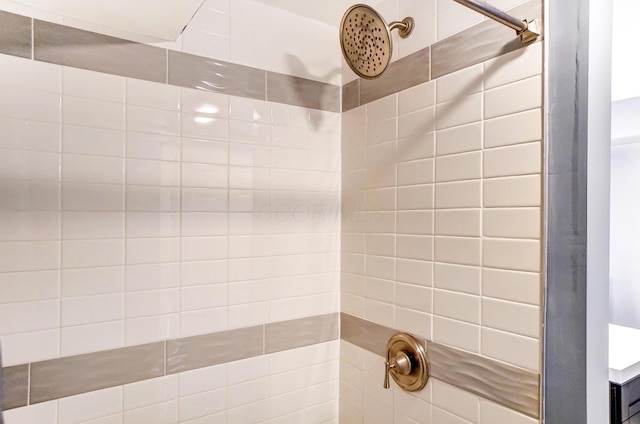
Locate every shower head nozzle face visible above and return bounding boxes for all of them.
[340,4,392,80]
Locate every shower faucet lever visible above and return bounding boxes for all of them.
[383,332,429,392]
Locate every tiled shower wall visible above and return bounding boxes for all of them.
[0,1,342,422]
[339,0,543,422]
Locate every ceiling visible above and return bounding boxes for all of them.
[250,0,384,27]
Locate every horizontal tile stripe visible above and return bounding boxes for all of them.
[0,10,31,59]
[267,72,341,113]
[0,11,340,112]
[265,313,339,354]
[431,1,542,79]
[34,20,167,83]
[340,312,540,418]
[30,342,165,404]
[342,0,541,111]
[2,364,29,410]
[166,325,264,375]
[2,313,339,409]
[168,50,266,100]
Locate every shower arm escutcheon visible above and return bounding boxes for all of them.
[454,0,540,43]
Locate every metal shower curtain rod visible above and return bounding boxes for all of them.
[454,0,540,43]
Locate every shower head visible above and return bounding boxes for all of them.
[340,4,414,80]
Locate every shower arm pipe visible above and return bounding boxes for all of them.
[453,0,540,43]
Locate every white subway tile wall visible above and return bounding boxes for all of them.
[0,11,340,415]
[5,341,339,424]
[340,40,542,423]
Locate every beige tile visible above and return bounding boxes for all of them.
[480,399,538,424]
[395,307,432,341]
[31,343,164,404]
[399,107,436,139]
[432,316,479,353]
[0,11,32,59]
[366,234,395,257]
[434,263,481,295]
[342,170,366,192]
[482,268,541,306]
[485,42,543,90]
[341,253,365,275]
[435,236,481,266]
[342,272,365,296]
[435,209,481,237]
[433,289,480,324]
[483,239,541,272]
[365,255,395,281]
[366,141,397,168]
[483,208,541,239]
[365,211,396,234]
[435,151,482,183]
[366,164,396,189]
[365,188,396,211]
[265,313,339,354]
[167,326,263,374]
[367,118,397,146]
[399,81,436,115]
[364,298,395,329]
[365,277,395,303]
[397,211,433,235]
[436,64,483,104]
[484,142,541,178]
[396,259,433,286]
[435,181,481,209]
[397,235,434,261]
[35,20,166,83]
[398,184,434,210]
[485,108,542,148]
[397,133,435,163]
[485,76,542,119]
[342,148,366,172]
[483,175,541,207]
[398,158,434,186]
[481,328,539,372]
[267,72,340,113]
[366,94,397,122]
[436,122,483,156]
[395,283,432,313]
[432,406,472,424]
[436,93,483,130]
[431,380,479,423]
[482,298,540,339]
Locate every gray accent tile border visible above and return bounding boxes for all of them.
[168,51,266,101]
[340,312,540,419]
[34,20,167,83]
[342,0,542,111]
[267,72,341,113]
[428,341,540,419]
[265,313,339,354]
[166,326,263,375]
[0,10,31,59]
[0,12,340,112]
[2,364,29,410]
[431,1,542,79]
[359,47,431,106]
[30,342,165,404]
[1,313,339,410]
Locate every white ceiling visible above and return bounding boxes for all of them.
[251,0,384,27]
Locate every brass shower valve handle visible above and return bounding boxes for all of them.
[383,351,413,389]
[383,332,430,392]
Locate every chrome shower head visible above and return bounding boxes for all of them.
[340,4,414,80]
